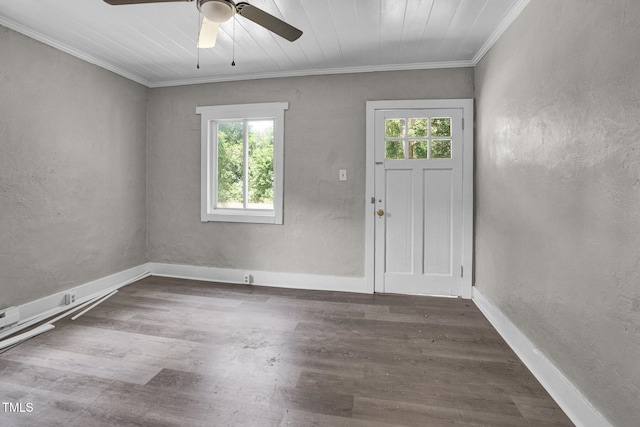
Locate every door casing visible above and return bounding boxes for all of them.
[365,99,474,299]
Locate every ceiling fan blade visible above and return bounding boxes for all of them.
[103,0,190,5]
[198,18,220,48]
[236,2,302,42]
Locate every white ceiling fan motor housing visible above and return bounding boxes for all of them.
[198,0,236,23]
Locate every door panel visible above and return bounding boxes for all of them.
[423,169,452,275]
[385,170,413,274]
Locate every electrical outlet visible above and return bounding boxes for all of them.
[243,274,253,284]
[65,294,76,305]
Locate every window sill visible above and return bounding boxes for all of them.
[201,209,281,224]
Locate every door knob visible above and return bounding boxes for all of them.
[377,209,385,217]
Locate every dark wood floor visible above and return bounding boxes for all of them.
[0,276,572,426]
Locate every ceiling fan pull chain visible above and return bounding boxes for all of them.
[231,16,236,66]
[196,10,201,69]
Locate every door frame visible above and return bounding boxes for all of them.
[364,99,474,299]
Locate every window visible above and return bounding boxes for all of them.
[384,116,452,159]
[197,102,287,224]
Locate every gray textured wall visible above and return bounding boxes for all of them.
[474,1,640,425]
[0,26,148,308]
[147,69,474,277]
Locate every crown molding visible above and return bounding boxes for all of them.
[472,0,531,65]
[0,17,152,87]
[148,60,475,88]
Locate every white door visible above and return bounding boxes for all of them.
[373,107,465,296]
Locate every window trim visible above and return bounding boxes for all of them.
[196,102,288,224]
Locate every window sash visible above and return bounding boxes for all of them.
[213,119,275,211]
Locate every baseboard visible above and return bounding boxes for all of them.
[472,287,612,427]
[0,264,150,340]
[2,262,365,341]
[147,262,368,294]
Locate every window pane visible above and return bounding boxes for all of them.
[386,141,405,159]
[217,122,244,208]
[409,140,428,159]
[385,119,405,138]
[408,118,428,137]
[432,139,451,158]
[247,120,274,209]
[431,117,451,137]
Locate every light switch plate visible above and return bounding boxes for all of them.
[339,169,347,181]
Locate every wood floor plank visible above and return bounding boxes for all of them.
[70,381,285,427]
[0,276,573,426]
[280,409,402,427]
[296,370,525,417]
[0,381,94,427]
[0,358,114,398]
[1,344,162,385]
[352,396,536,427]
[511,393,577,424]
[0,360,113,427]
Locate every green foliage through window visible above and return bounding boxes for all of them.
[217,122,243,207]
[408,118,428,137]
[431,118,451,137]
[409,140,428,159]
[385,119,405,138]
[217,120,274,209]
[385,141,404,159]
[385,117,452,159]
[432,140,451,158]
[248,121,274,207]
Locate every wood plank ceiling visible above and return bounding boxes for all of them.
[0,0,527,87]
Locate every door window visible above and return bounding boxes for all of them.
[384,117,452,160]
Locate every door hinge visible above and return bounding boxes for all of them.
[461,266,464,277]
[462,118,465,130]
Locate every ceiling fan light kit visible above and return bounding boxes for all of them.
[198,0,235,24]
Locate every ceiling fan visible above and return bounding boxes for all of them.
[103,0,303,48]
